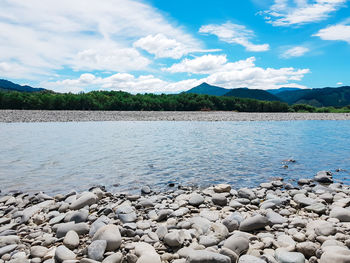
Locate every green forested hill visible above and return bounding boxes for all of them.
[185,82,231,96]
[276,86,350,107]
[0,79,46,92]
[224,88,281,101]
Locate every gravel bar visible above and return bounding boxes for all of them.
[0,171,350,263]
[1,110,350,122]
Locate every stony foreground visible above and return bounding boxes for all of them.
[1,171,350,263]
[1,110,350,122]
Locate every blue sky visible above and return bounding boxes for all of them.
[0,0,349,93]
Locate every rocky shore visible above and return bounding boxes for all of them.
[1,110,350,122]
[1,171,350,263]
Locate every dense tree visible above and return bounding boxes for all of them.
[0,90,349,112]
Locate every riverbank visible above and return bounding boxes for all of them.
[1,110,350,122]
[1,172,350,263]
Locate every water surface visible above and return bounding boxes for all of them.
[0,121,349,194]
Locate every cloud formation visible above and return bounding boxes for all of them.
[199,22,269,52]
[47,55,309,93]
[282,46,310,58]
[314,23,350,43]
[0,0,200,79]
[262,0,346,26]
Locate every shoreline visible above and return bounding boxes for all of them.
[1,172,350,262]
[1,110,350,123]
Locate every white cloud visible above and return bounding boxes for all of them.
[163,55,228,74]
[44,73,202,94]
[337,82,343,85]
[134,34,193,59]
[46,55,309,93]
[313,23,350,43]
[262,0,346,26]
[199,22,269,52]
[0,0,201,79]
[281,46,310,58]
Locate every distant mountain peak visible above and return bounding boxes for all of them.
[0,79,46,92]
[185,82,230,96]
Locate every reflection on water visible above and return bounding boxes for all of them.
[0,121,349,194]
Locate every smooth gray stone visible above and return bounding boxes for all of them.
[116,205,137,223]
[223,236,249,255]
[189,217,211,234]
[293,194,316,207]
[330,207,350,222]
[0,244,17,257]
[171,207,190,217]
[65,209,89,223]
[238,188,256,200]
[102,252,123,263]
[305,203,327,214]
[56,222,89,238]
[157,209,173,221]
[89,216,110,237]
[239,215,269,232]
[266,210,287,225]
[275,249,305,263]
[0,235,20,247]
[212,194,227,206]
[199,235,220,247]
[88,240,107,261]
[92,224,122,251]
[314,171,333,183]
[238,255,266,263]
[141,186,151,194]
[21,200,54,223]
[63,230,80,249]
[54,245,76,262]
[30,246,48,258]
[164,231,184,247]
[188,193,204,206]
[185,250,231,263]
[49,214,65,225]
[222,214,239,232]
[0,230,17,237]
[70,192,98,210]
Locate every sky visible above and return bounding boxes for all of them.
[0,0,349,93]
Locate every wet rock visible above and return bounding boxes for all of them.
[214,184,231,193]
[212,194,227,206]
[188,193,204,206]
[141,186,151,195]
[314,171,333,183]
[238,188,256,200]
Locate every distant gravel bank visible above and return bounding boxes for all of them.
[1,110,350,122]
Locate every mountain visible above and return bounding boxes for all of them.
[276,86,350,107]
[0,79,46,92]
[267,87,301,95]
[185,82,230,96]
[224,88,282,101]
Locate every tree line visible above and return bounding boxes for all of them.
[0,90,349,112]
